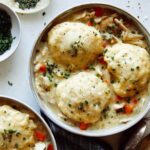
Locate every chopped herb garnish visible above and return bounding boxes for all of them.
[23,137,26,141]
[15,0,40,10]
[102,106,110,119]
[1,129,17,142]
[103,49,108,54]
[84,100,88,105]
[111,56,114,60]
[88,64,95,70]
[8,81,13,86]
[68,103,72,107]
[63,71,70,79]
[111,80,115,83]
[15,143,19,148]
[54,83,58,87]
[78,103,84,111]
[131,68,134,71]
[68,48,78,57]
[0,10,13,55]
[47,63,57,74]
[96,73,100,77]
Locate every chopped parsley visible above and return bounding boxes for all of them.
[62,71,70,79]
[15,0,40,10]
[0,10,13,55]
[78,102,84,111]
[88,64,95,70]
[1,129,17,142]
[8,81,13,86]
[136,66,140,70]
[68,103,72,107]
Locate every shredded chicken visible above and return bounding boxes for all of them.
[121,31,147,48]
[114,18,129,31]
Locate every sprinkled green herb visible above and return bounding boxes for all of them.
[78,103,84,111]
[102,106,110,119]
[1,129,17,142]
[88,64,95,70]
[23,137,26,141]
[68,48,78,57]
[63,71,70,79]
[131,68,134,71]
[111,80,115,83]
[15,143,19,148]
[8,81,13,86]
[95,73,100,78]
[84,100,88,105]
[68,103,72,107]
[54,83,58,87]
[0,10,13,55]
[103,49,108,54]
[15,0,40,10]
[47,63,57,74]
[136,66,140,70]
[63,118,67,121]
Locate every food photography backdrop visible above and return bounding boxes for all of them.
[0,0,150,149]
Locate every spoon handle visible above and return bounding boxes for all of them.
[119,119,147,150]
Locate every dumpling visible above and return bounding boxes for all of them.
[104,43,150,97]
[0,105,36,150]
[55,72,112,124]
[48,22,103,70]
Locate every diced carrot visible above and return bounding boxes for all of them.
[98,56,107,65]
[79,122,89,130]
[35,131,46,141]
[93,7,104,17]
[132,98,138,104]
[104,80,109,83]
[47,144,54,150]
[102,40,109,48]
[87,21,93,26]
[124,104,134,114]
[39,64,46,73]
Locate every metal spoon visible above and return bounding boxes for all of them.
[119,118,147,150]
[135,134,150,150]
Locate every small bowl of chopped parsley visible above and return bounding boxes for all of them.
[0,3,21,62]
[1,0,50,14]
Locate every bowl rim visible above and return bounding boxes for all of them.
[0,3,21,62]
[29,3,150,137]
[0,95,57,150]
[0,0,51,14]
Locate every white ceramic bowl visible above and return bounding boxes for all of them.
[0,0,50,14]
[29,4,150,137]
[0,95,57,150]
[0,3,21,62]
